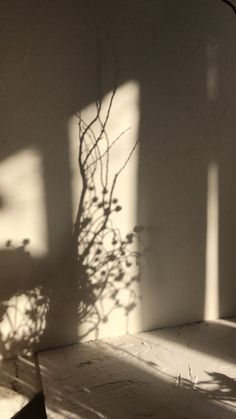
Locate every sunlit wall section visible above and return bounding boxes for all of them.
[204,166,219,321]
[68,81,141,340]
[0,149,49,357]
[204,37,220,321]
[0,149,48,256]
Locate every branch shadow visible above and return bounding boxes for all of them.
[71,92,144,339]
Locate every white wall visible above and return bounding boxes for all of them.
[0,0,235,358]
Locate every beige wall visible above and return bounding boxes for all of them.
[0,0,235,358]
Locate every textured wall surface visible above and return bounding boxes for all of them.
[0,0,235,358]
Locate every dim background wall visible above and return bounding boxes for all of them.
[0,0,235,358]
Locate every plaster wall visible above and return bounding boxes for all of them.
[0,0,235,358]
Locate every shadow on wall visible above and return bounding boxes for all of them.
[0,241,49,359]
[70,90,145,339]
[0,0,143,359]
[0,1,235,416]
[137,0,236,330]
[0,0,235,364]
[0,86,144,358]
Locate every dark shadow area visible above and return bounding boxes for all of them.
[0,354,44,418]
[11,392,47,419]
[0,194,5,210]
[183,371,236,406]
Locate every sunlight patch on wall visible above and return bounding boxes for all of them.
[0,287,49,359]
[0,149,48,257]
[68,80,142,340]
[204,162,219,320]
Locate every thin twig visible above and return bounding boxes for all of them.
[220,0,236,14]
